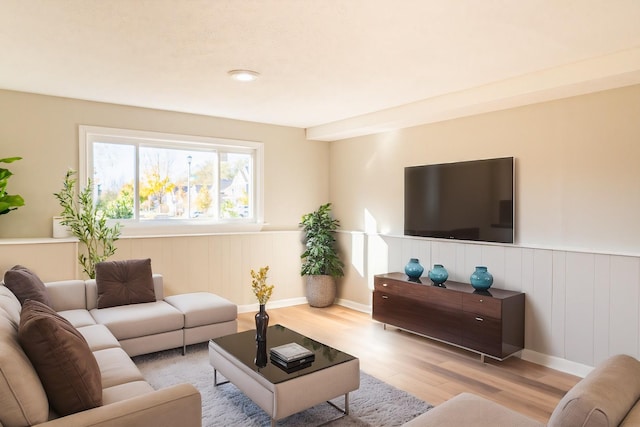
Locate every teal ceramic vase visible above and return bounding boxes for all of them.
[404,258,424,280]
[470,266,493,290]
[428,264,448,286]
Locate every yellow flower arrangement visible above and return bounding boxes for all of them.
[251,266,274,305]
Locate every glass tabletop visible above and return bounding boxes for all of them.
[210,324,356,384]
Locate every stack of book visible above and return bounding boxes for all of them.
[269,342,315,371]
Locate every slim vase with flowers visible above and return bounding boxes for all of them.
[251,266,274,342]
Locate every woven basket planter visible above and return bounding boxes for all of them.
[305,275,336,307]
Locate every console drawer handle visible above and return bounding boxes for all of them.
[475,317,484,322]
[382,295,389,299]
[382,283,388,287]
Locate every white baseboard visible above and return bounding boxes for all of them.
[335,298,371,314]
[238,297,369,314]
[521,349,594,378]
[237,297,307,313]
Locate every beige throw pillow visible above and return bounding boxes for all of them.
[95,258,156,309]
[18,300,102,416]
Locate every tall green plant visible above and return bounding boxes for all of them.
[54,170,121,278]
[299,203,344,278]
[0,157,25,216]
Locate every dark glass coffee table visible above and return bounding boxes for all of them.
[209,324,360,426]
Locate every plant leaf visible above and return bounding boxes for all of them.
[0,157,22,164]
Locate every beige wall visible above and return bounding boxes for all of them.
[329,84,640,372]
[0,89,328,238]
[329,84,640,255]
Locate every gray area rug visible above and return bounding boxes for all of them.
[133,342,432,426]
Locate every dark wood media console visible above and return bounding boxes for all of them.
[373,272,525,361]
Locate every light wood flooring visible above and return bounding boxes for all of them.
[237,304,581,423]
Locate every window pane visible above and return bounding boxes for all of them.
[83,125,262,231]
[220,152,253,219]
[93,142,135,219]
[139,146,217,220]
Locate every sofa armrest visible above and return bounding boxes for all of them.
[403,392,543,427]
[35,383,201,427]
[152,274,164,300]
[548,354,640,427]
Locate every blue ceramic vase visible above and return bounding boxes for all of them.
[470,266,493,290]
[428,264,448,286]
[404,258,424,279]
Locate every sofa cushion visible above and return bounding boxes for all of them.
[58,308,98,328]
[77,324,121,351]
[402,392,543,427]
[102,381,155,405]
[0,314,49,426]
[95,258,155,309]
[18,300,103,416]
[90,301,184,340]
[44,279,88,311]
[3,265,53,307]
[92,347,145,388]
[165,292,238,327]
[548,354,640,427]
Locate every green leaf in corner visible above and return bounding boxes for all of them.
[0,157,22,164]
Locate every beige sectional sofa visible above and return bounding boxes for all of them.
[0,271,237,427]
[404,354,640,427]
[55,274,238,356]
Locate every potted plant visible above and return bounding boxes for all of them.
[299,203,344,307]
[53,170,121,279]
[0,157,25,216]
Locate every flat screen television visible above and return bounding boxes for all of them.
[404,157,514,243]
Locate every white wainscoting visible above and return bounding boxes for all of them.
[375,234,640,376]
[3,232,638,376]
[0,232,306,306]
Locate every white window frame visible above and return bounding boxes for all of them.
[79,125,264,236]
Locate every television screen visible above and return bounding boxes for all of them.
[404,157,514,244]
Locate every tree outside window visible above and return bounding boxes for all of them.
[88,129,258,226]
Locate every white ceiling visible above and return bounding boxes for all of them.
[2,1,640,141]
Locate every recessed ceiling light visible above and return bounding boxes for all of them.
[228,69,260,82]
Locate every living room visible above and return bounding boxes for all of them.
[1,2,640,425]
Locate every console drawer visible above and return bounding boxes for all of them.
[373,291,462,346]
[373,277,430,301]
[374,277,406,294]
[462,293,501,319]
[461,311,502,357]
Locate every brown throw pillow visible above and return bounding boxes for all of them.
[18,300,102,416]
[95,258,155,309]
[3,265,53,307]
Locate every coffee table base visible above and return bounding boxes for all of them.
[209,342,360,425]
[215,369,350,427]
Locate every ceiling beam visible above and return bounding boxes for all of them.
[306,47,640,142]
